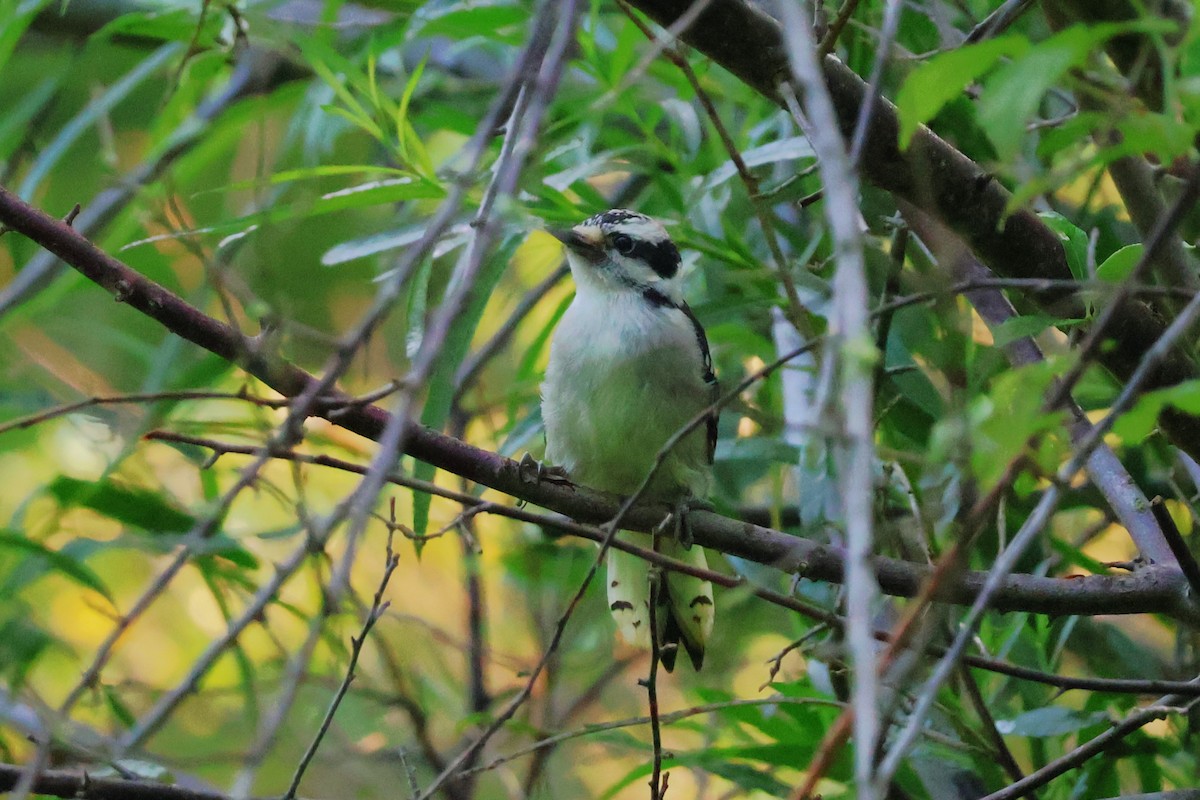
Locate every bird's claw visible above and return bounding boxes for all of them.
[518,453,571,486]
[654,497,713,549]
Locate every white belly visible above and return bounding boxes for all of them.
[542,291,712,500]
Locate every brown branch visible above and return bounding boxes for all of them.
[0,764,234,800]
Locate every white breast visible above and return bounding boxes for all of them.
[542,290,712,499]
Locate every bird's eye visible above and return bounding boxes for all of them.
[612,234,635,255]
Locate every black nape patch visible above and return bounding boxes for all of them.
[641,287,673,307]
[629,237,680,279]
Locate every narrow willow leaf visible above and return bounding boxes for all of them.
[0,530,111,599]
[46,476,195,533]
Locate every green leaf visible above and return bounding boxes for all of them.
[1112,380,1200,441]
[199,165,418,196]
[17,42,184,199]
[0,76,61,161]
[1038,211,1089,281]
[896,36,1023,149]
[0,530,111,598]
[396,54,432,176]
[122,176,444,250]
[990,314,1057,348]
[46,476,195,534]
[1096,244,1144,283]
[0,0,54,81]
[1117,112,1195,165]
[981,22,1174,160]
[411,2,527,40]
[996,706,1109,737]
[94,8,222,46]
[103,684,137,728]
[0,615,54,690]
[965,361,1067,489]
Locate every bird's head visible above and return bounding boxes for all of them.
[548,209,683,304]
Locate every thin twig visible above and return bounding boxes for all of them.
[818,0,862,57]
[957,666,1033,797]
[0,389,290,436]
[963,0,1037,43]
[644,568,666,800]
[284,534,400,800]
[848,0,902,167]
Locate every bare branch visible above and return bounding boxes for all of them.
[284,536,400,799]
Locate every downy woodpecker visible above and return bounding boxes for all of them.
[542,209,717,671]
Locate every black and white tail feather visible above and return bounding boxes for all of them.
[541,209,717,671]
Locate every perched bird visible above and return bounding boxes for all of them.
[541,209,717,671]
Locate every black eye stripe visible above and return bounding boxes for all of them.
[626,237,680,279]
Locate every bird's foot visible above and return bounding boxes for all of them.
[653,497,713,549]
[518,453,571,486]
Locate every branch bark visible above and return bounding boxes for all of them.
[0,764,229,800]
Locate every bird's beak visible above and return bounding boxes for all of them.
[547,224,605,263]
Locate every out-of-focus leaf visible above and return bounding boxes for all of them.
[996,706,1109,737]
[195,566,259,723]
[196,535,260,570]
[102,684,137,728]
[960,361,1066,489]
[94,8,222,46]
[323,223,432,266]
[1096,244,1144,283]
[201,165,417,196]
[46,476,195,534]
[1038,211,1089,281]
[0,76,60,160]
[1112,379,1200,442]
[1117,112,1195,165]
[703,137,815,188]
[0,530,110,598]
[0,616,53,690]
[123,176,445,251]
[0,0,54,80]
[410,1,526,40]
[396,53,432,176]
[990,314,1058,347]
[981,22,1173,160]
[17,42,183,199]
[896,36,1022,148]
[714,437,801,464]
